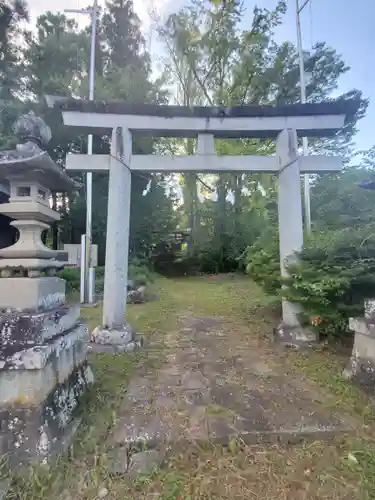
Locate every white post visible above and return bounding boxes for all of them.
[88,267,95,304]
[276,128,303,327]
[86,0,98,304]
[80,233,86,304]
[102,127,132,328]
[65,0,98,304]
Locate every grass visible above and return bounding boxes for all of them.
[5,274,375,499]
[285,349,375,425]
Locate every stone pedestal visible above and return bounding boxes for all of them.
[0,113,93,469]
[343,299,375,387]
[89,324,143,354]
[0,282,93,469]
[274,323,317,350]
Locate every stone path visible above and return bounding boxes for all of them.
[107,310,357,474]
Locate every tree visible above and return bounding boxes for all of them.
[0,0,29,147]
[18,1,176,261]
[102,0,146,71]
[0,0,28,98]
[311,145,375,231]
[158,0,367,270]
[24,12,90,98]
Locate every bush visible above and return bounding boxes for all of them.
[57,267,80,292]
[167,236,242,276]
[244,227,280,293]
[244,225,375,338]
[57,260,153,294]
[193,244,239,274]
[129,261,153,284]
[284,227,375,338]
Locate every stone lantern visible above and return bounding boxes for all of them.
[0,112,93,471]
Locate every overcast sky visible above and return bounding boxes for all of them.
[27,0,374,151]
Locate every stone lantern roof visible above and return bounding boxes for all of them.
[0,111,77,193]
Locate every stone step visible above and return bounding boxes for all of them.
[104,364,357,477]
[105,409,354,477]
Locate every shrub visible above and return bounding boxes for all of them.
[244,227,280,293]
[284,226,375,338]
[131,274,148,287]
[244,225,375,338]
[194,244,239,274]
[169,236,242,276]
[57,260,153,294]
[57,267,80,292]
[129,262,153,283]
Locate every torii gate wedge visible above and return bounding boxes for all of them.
[53,98,360,349]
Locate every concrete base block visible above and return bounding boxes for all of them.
[91,323,134,346]
[0,362,93,469]
[0,277,66,312]
[87,338,143,354]
[344,317,375,387]
[274,322,318,349]
[80,302,99,309]
[0,304,80,356]
[0,324,89,405]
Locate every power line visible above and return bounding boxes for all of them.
[296,0,312,233]
[309,0,314,50]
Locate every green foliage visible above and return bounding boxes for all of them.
[58,260,152,294]
[244,227,280,293]
[245,223,375,338]
[189,239,239,274]
[311,167,375,230]
[57,267,81,292]
[283,227,375,337]
[0,0,29,147]
[0,0,28,98]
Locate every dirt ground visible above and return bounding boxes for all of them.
[6,275,375,499]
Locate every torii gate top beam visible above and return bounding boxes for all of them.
[47,96,360,139]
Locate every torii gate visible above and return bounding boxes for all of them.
[51,98,359,349]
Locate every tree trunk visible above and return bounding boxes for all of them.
[216,174,227,266]
[233,174,242,253]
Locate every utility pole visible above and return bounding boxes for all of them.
[296,0,311,233]
[65,0,98,304]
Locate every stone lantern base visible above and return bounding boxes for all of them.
[0,277,93,469]
[343,299,375,388]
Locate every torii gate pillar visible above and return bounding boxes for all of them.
[90,127,139,352]
[275,129,316,347]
